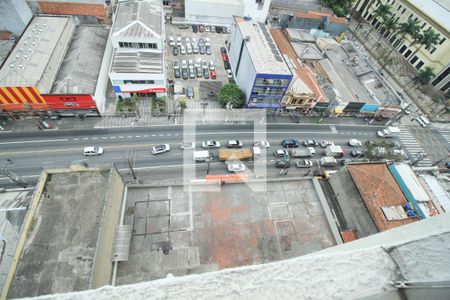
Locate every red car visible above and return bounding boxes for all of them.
[221,53,229,62]
[210,70,217,79]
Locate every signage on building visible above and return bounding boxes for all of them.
[114,86,167,93]
[42,94,97,110]
[343,102,365,112]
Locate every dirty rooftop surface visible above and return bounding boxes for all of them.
[117,179,336,284]
[8,171,110,299]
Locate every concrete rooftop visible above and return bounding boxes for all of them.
[116,179,336,285]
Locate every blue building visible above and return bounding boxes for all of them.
[228,16,292,108]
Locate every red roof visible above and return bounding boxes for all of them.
[348,164,418,232]
[340,230,359,243]
[294,11,349,25]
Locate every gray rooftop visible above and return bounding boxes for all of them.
[0,16,74,93]
[7,171,111,299]
[236,17,291,75]
[285,28,316,43]
[112,0,162,39]
[111,50,163,73]
[51,25,109,95]
[290,42,323,60]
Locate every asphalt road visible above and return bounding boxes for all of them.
[0,123,386,186]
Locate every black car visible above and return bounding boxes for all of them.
[224,61,231,69]
[174,68,180,78]
[216,26,223,33]
[351,150,364,157]
[275,160,291,169]
[192,25,198,33]
[173,46,178,56]
[203,68,210,79]
[220,47,227,54]
[281,139,300,148]
[182,68,188,80]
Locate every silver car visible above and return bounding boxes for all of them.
[151,144,171,155]
[202,140,220,148]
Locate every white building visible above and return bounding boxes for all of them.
[227,16,292,108]
[109,0,166,99]
[185,0,271,25]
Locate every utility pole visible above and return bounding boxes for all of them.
[1,159,28,188]
[126,150,137,181]
[206,154,212,175]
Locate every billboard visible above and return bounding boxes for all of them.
[114,86,167,93]
[42,94,97,110]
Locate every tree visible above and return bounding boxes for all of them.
[365,3,392,40]
[409,27,440,61]
[178,99,187,113]
[374,15,398,45]
[354,0,377,32]
[409,66,434,91]
[217,84,246,108]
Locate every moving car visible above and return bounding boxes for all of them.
[351,149,364,157]
[83,146,104,156]
[319,140,334,148]
[254,140,270,148]
[348,139,362,147]
[274,149,289,157]
[227,163,246,173]
[295,159,313,168]
[275,160,290,169]
[308,147,316,155]
[281,139,300,148]
[180,142,195,150]
[151,144,171,155]
[302,140,317,147]
[202,140,220,148]
[226,140,243,148]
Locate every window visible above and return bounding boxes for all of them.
[163,1,170,5]
[397,5,402,11]
[404,49,412,58]
[430,47,436,55]
[415,61,424,70]
[410,55,418,64]
[409,14,413,19]
[399,45,407,53]
[440,81,450,92]
[421,22,426,29]
[432,66,450,86]
[401,8,406,14]
[440,38,446,45]
[123,80,155,84]
[118,42,157,49]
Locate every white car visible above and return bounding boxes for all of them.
[181,59,187,69]
[226,140,243,148]
[151,144,171,155]
[185,37,191,45]
[180,142,195,150]
[202,60,208,69]
[83,146,104,156]
[308,147,316,155]
[176,36,182,47]
[227,163,246,173]
[209,61,215,71]
[320,140,334,148]
[202,140,220,148]
[195,57,202,68]
[186,44,192,54]
[348,139,362,147]
[274,149,289,157]
[169,36,175,47]
[173,60,180,69]
[192,37,197,44]
[227,69,233,79]
[205,25,210,32]
[180,45,186,55]
[254,140,270,148]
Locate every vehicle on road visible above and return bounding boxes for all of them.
[319,157,337,167]
[319,140,334,148]
[226,69,233,79]
[178,24,189,29]
[151,144,171,155]
[308,147,316,155]
[302,140,317,147]
[281,139,300,148]
[341,158,353,166]
[219,148,253,161]
[227,162,246,172]
[202,140,220,148]
[180,142,195,150]
[351,149,364,157]
[186,86,194,98]
[377,126,400,137]
[84,146,104,156]
[415,115,430,128]
[220,47,227,54]
[325,145,344,158]
[274,149,289,157]
[39,120,52,129]
[275,160,290,168]
[348,139,362,147]
[296,159,313,168]
[226,140,243,148]
[186,44,192,54]
[289,148,312,158]
[193,150,211,162]
[254,140,270,148]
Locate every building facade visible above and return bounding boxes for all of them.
[280,11,349,36]
[109,0,167,99]
[355,0,450,93]
[27,0,111,21]
[228,16,292,108]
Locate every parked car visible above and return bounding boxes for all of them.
[151,144,171,155]
[222,52,229,62]
[220,47,227,54]
[186,86,194,98]
[203,68,210,79]
[39,120,52,129]
[302,140,317,147]
[189,67,195,79]
[202,140,220,148]
[205,25,210,32]
[224,61,231,69]
[186,44,192,54]
[209,61,215,70]
[216,26,223,33]
[226,140,243,148]
[199,24,205,32]
[176,36,182,47]
[202,60,208,69]
[172,46,179,56]
[210,70,216,79]
[308,147,316,155]
[83,146,104,156]
[211,26,216,33]
[182,68,188,79]
[254,140,270,148]
[275,160,291,169]
[192,25,198,33]
[295,159,313,168]
[173,60,180,69]
[193,44,199,54]
[274,149,289,157]
[180,142,195,150]
[206,46,212,55]
[226,69,233,79]
[178,24,190,29]
[174,68,180,78]
[281,139,300,148]
[319,140,334,148]
[180,45,186,55]
[196,66,203,77]
[169,36,175,47]
[199,44,205,54]
[351,149,364,157]
[348,139,362,147]
[227,163,246,173]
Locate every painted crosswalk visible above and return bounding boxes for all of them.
[397,125,433,167]
[399,115,420,126]
[437,129,450,148]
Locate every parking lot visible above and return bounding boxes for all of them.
[165,23,230,102]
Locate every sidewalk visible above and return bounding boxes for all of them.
[0,113,384,134]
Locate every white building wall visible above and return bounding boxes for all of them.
[0,0,32,36]
[185,0,244,25]
[109,71,166,98]
[242,0,271,23]
[93,39,114,116]
[228,21,257,101]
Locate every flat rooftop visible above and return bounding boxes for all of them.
[112,0,162,39]
[234,16,291,75]
[51,25,109,95]
[111,50,163,73]
[7,170,111,298]
[0,16,72,92]
[116,179,336,284]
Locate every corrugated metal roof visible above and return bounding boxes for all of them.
[421,175,450,212]
[391,164,430,202]
[111,50,163,73]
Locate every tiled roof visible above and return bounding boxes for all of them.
[294,11,349,25]
[340,229,359,243]
[348,164,418,232]
[270,29,327,102]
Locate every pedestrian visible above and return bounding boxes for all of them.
[168,114,171,120]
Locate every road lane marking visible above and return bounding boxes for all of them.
[135,135,141,138]
[83,138,89,140]
[101,137,107,139]
[0,138,69,145]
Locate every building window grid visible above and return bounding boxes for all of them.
[432,66,450,86]
[118,42,158,49]
[254,78,290,86]
[439,37,446,45]
[123,80,155,84]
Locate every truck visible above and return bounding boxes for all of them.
[218,148,253,161]
[325,145,344,158]
[193,150,211,162]
[377,126,400,138]
[319,157,338,167]
[289,148,312,158]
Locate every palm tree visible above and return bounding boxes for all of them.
[409,66,435,92]
[355,0,378,32]
[409,27,440,61]
[374,15,398,45]
[365,3,392,40]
